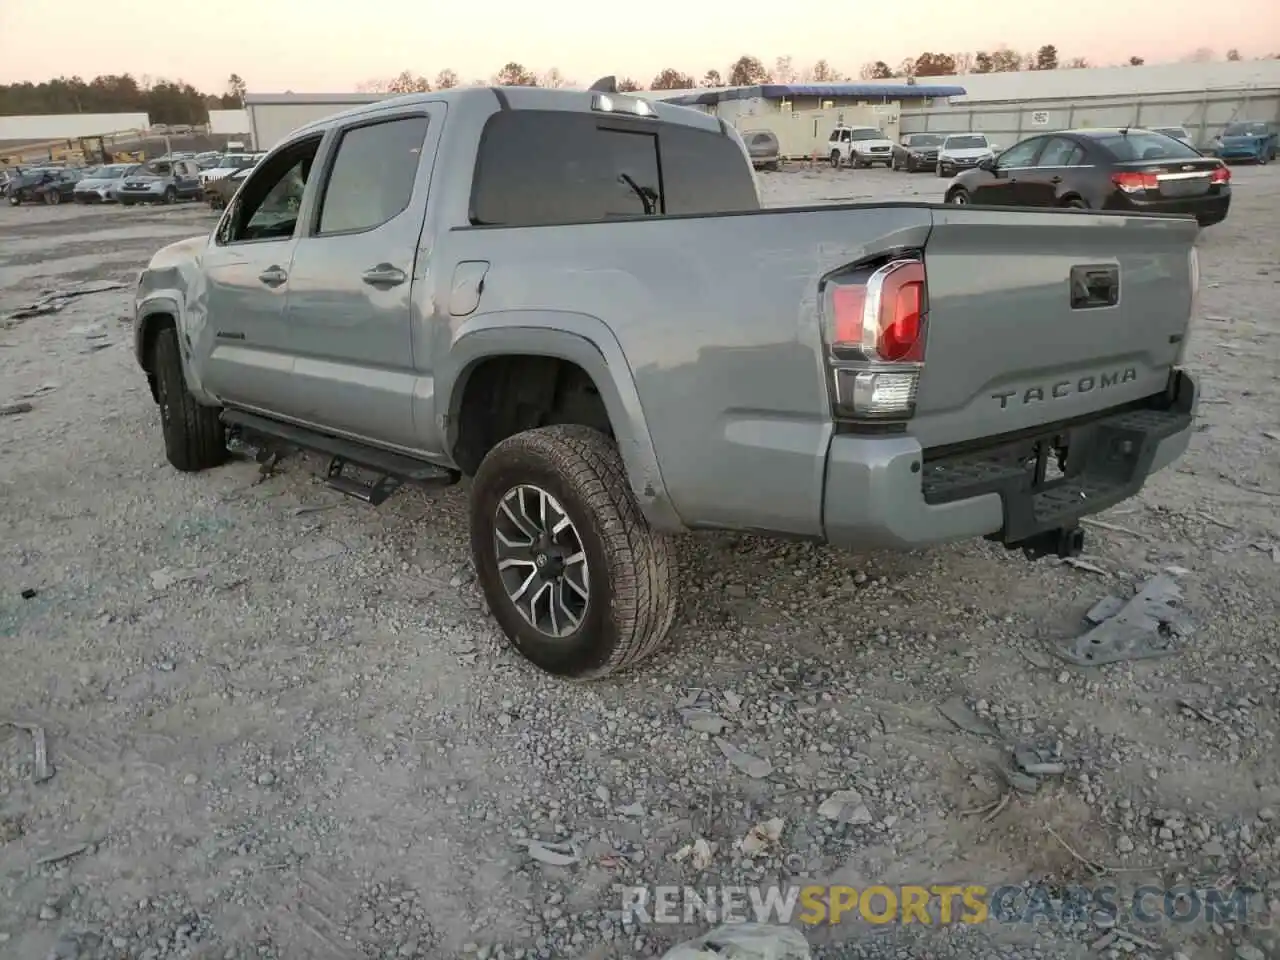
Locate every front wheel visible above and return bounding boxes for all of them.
[1061,197,1088,209]
[829,150,841,168]
[470,425,680,679]
[7,196,19,206]
[45,191,61,205]
[152,326,229,472]
[946,187,970,205]
[163,186,177,204]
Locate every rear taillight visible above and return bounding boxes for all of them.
[1210,164,1230,184]
[823,257,927,421]
[1112,171,1158,193]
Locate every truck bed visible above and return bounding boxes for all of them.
[442,201,1198,536]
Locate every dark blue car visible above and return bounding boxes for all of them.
[1209,121,1277,164]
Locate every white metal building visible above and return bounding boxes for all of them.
[0,112,150,148]
[208,108,251,136]
[639,82,965,158]
[244,93,388,150]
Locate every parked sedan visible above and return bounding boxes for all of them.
[204,166,251,209]
[6,167,81,205]
[1207,121,1277,164]
[116,159,203,205]
[937,133,995,177]
[74,163,140,203]
[1150,126,1195,150]
[943,128,1231,226]
[741,130,781,171]
[890,133,943,172]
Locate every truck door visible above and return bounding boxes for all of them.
[282,104,445,450]
[197,133,324,414]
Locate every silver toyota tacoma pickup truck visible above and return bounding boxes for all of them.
[133,83,1201,679]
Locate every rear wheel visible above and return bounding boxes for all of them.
[470,425,680,679]
[152,326,229,472]
[1061,197,1088,209]
[947,187,970,205]
[45,191,61,205]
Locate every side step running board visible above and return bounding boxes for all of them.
[221,410,460,505]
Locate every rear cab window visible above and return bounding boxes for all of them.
[1095,132,1201,162]
[469,110,760,227]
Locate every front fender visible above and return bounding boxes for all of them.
[135,293,217,405]
[441,310,686,534]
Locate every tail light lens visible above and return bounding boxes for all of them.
[1112,171,1158,193]
[1210,165,1230,184]
[823,257,927,421]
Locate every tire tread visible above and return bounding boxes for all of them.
[154,326,228,472]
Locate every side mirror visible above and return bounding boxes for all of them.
[978,156,995,171]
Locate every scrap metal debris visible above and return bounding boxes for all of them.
[0,401,33,417]
[681,708,730,734]
[4,721,53,782]
[715,738,772,778]
[817,789,873,825]
[1014,743,1067,777]
[937,696,1001,738]
[671,837,715,870]
[660,922,811,960]
[739,817,785,857]
[1054,575,1192,666]
[4,280,127,325]
[36,842,90,866]
[517,838,580,866]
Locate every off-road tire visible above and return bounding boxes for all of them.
[152,326,228,472]
[470,425,680,679]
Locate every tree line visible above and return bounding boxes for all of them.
[0,73,248,124]
[3,45,1275,121]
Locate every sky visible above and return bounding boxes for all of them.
[1,0,1276,93]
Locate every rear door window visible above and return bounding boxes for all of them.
[1035,137,1085,167]
[317,115,429,235]
[470,110,759,227]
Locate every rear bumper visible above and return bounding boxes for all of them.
[1111,191,1230,226]
[821,370,1197,550]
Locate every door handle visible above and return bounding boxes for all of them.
[258,266,287,287]
[1050,176,1063,184]
[361,264,407,288]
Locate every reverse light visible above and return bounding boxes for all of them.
[1111,171,1159,193]
[824,257,928,420]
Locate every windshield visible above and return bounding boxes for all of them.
[905,135,943,147]
[944,135,988,149]
[1095,131,1201,161]
[1223,122,1267,136]
[142,161,173,176]
[848,128,884,141]
[90,164,133,178]
[218,155,256,168]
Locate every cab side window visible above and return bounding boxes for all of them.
[315,116,429,236]
[217,134,322,245]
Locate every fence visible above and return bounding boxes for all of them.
[900,88,1280,151]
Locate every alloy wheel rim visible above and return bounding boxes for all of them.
[493,484,589,639]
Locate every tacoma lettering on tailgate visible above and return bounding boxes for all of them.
[991,367,1138,409]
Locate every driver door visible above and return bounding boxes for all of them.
[971,136,1045,205]
[197,131,326,415]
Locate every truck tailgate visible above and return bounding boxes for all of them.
[914,207,1198,449]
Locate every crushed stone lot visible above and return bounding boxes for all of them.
[1,165,1278,960]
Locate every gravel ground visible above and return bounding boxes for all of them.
[1,165,1278,960]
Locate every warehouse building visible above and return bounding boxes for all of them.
[244,93,390,150]
[640,82,965,158]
